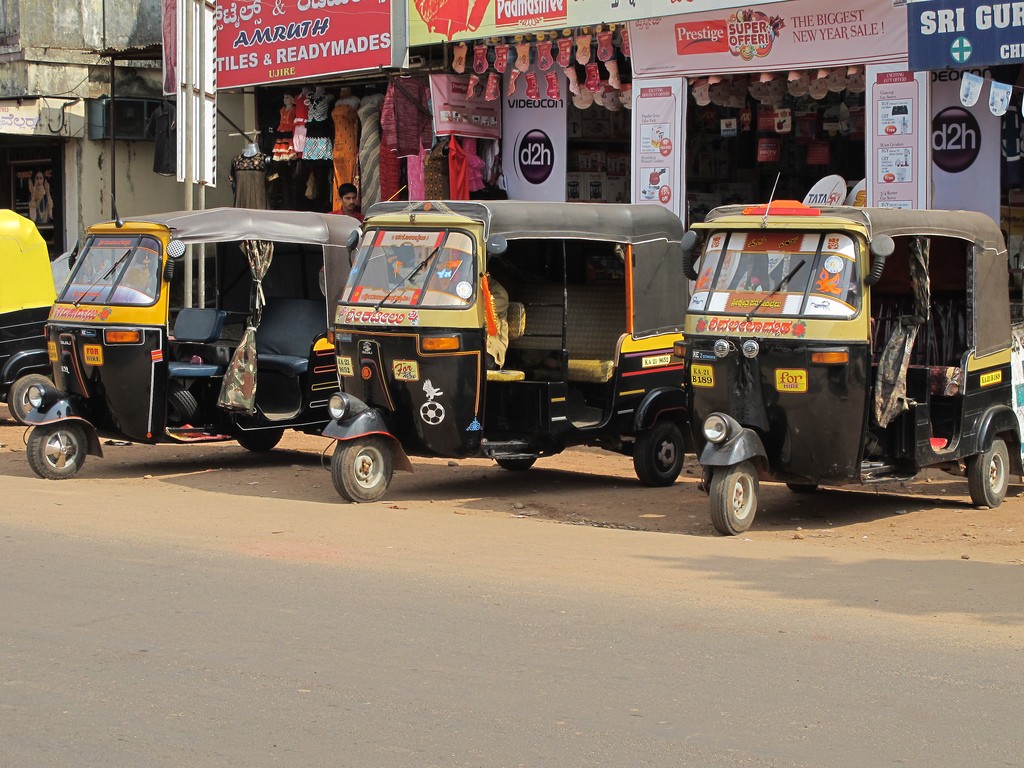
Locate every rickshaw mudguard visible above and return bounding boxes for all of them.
[22,401,104,458]
[1,348,51,389]
[699,428,766,468]
[974,405,1023,471]
[633,386,689,432]
[322,407,414,473]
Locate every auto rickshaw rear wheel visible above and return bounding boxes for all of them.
[236,428,284,452]
[495,456,536,471]
[633,421,685,487]
[967,437,1009,509]
[7,373,51,424]
[709,460,759,535]
[331,436,393,503]
[27,422,88,480]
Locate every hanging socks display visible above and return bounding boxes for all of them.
[473,44,489,74]
[485,71,500,101]
[545,70,561,100]
[514,42,531,72]
[620,27,631,58]
[493,44,509,73]
[507,69,521,97]
[536,40,554,71]
[563,66,581,96]
[468,73,480,98]
[556,37,574,68]
[597,30,614,61]
[452,42,468,73]
[575,34,592,65]
[585,62,602,92]
[605,59,621,90]
[525,72,540,100]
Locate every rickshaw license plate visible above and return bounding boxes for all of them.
[393,360,420,381]
[83,344,104,366]
[337,356,354,378]
[691,364,715,387]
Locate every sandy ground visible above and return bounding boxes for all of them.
[2,404,1021,567]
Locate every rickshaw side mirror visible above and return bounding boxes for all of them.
[865,235,895,286]
[487,235,508,256]
[346,229,360,251]
[681,229,702,281]
[164,238,186,282]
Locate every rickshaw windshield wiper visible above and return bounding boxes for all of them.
[374,246,441,312]
[74,248,133,307]
[744,259,806,322]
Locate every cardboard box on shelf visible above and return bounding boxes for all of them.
[583,172,607,202]
[606,152,630,175]
[566,172,583,202]
[576,149,607,172]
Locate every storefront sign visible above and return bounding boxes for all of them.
[930,69,1000,221]
[908,0,1024,69]
[430,75,501,140]
[215,0,403,88]
[865,65,929,210]
[629,0,907,77]
[0,101,43,135]
[408,0,786,45]
[501,69,566,201]
[630,77,685,218]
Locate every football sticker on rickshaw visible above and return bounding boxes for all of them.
[393,360,420,382]
[420,379,446,425]
[691,364,715,387]
[456,281,473,300]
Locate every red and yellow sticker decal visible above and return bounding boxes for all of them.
[83,344,104,366]
[392,360,420,382]
[774,368,808,393]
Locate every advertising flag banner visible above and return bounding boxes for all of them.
[908,0,1024,70]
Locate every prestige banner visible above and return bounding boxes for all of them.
[407,0,786,46]
[629,0,907,78]
[216,0,403,89]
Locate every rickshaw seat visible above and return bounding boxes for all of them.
[507,302,526,341]
[168,309,228,378]
[486,369,526,382]
[255,298,326,377]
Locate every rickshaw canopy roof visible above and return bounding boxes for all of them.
[0,208,56,313]
[365,201,685,244]
[91,207,361,246]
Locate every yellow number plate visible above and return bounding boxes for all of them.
[83,344,104,366]
[980,370,1002,387]
[337,356,354,378]
[392,360,420,381]
[641,354,672,369]
[774,368,808,393]
[691,364,715,387]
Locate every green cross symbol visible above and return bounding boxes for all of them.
[950,36,973,63]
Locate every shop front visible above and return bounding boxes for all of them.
[627,0,909,222]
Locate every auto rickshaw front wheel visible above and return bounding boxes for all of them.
[236,428,284,452]
[7,373,51,424]
[495,456,536,471]
[967,437,1009,508]
[709,460,759,535]
[331,436,393,503]
[27,422,88,480]
[633,421,685,486]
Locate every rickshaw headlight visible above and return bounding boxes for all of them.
[703,414,730,444]
[713,339,732,358]
[741,339,759,358]
[328,393,350,421]
[27,384,45,409]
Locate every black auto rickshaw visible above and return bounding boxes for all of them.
[0,209,57,419]
[20,208,360,479]
[322,200,692,502]
[679,200,1022,534]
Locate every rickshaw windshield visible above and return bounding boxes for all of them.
[59,234,162,306]
[688,230,860,319]
[341,228,477,308]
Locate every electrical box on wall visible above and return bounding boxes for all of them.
[86,98,164,141]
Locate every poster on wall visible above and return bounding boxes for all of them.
[631,77,685,220]
[930,69,1000,220]
[11,161,56,244]
[501,70,566,202]
[629,0,908,78]
[430,75,501,140]
[215,0,402,88]
[865,65,929,209]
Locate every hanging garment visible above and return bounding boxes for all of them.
[146,101,176,176]
[462,137,485,193]
[407,146,427,201]
[303,91,335,161]
[331,98,361,210]
[423,137,451,199]
[230,152,268,208]
[356,93,386,209]
[272,103,297,162]
[448,136,469,200]
[293,91,309,157]
[381,77,433,158]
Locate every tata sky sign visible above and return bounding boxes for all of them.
[907,1,1024,69]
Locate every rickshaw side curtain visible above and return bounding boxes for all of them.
[218,240,274,414]
[873,237,930,428]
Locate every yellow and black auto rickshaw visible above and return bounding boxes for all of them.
[0,209,57,419]
[20,208,359,479]
[322,200,692,502]
[680,201,1021,534]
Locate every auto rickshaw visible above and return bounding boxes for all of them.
[20,208,360,479]
[0,209,57,419]
[322,200,691,502]
[679,200,1022,534]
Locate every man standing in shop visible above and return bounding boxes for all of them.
[336,183,363,221]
